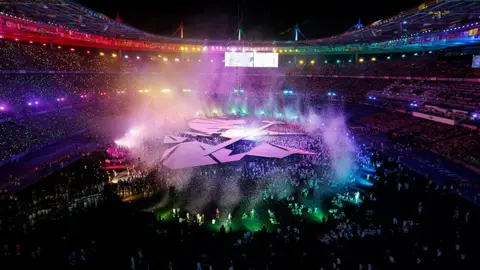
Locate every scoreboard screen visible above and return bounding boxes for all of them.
[224,52,278,68]
[225,52,254,67]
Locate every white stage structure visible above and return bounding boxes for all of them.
[161,119,315,169]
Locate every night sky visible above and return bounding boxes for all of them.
[76,0,424,40]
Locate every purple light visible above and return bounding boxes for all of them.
[28,102,32,106]
[35,101,39,105]
[0,106,4,111]
[57,98,60,101]
[61,98,65,101]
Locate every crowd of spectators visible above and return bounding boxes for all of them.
[1,38,480,116]
[0,20,479,270]
[0,100,127,164]
[361,111,480,171]
[291,54,476,78]
[1,39,477,77]
[1,136,478,269]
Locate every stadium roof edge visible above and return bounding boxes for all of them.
[1,0,480,52]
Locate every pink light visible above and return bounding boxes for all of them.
[42,43,47,46]
[61,98,65,101]
[27,102,32,106]
[0,106,4,111]
[70,48,75,52]
[35,101,39,105]
[29,41,33,44]
[86,50,91,54]
[14,38,19,41]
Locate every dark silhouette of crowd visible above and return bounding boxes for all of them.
[0,144,478,270]
[0,36,479,270]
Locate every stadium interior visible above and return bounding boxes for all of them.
[1,0,480,269]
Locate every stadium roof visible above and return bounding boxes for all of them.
[1,0,480,48]
[0,0,196,43]
[300,0,480,46]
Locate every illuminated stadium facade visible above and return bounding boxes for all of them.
[1,0,480,56]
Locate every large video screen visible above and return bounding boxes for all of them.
[472,55,480,68]
[224,52,279,68]
[253,52,279,68]
[225,52,254,67]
